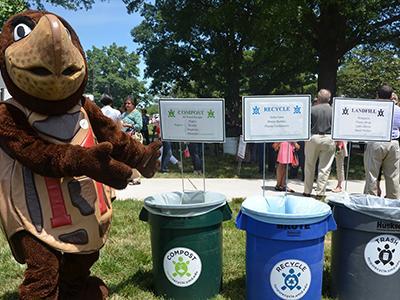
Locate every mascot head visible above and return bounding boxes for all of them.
[0,10,88,114]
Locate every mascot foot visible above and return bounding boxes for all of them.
[79,276,109,300]
[60,276,108,300]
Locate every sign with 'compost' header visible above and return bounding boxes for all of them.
[242,95,311,142]
[159,98,225,142]
[332,98,394,142]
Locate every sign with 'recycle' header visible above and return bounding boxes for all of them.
[159,98,225,143]
[242,95,311,142]
[332,97,394,142]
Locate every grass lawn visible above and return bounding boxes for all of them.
[0,199,335,300]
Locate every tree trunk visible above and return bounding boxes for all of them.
[317,48,338,97]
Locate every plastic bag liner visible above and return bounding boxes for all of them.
[143,191,226,217]
[241,195,332,225]
[327,192,400,221]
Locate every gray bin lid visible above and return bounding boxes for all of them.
[241,195,332,225]
[143,191,226,217]
[327,192,400,221]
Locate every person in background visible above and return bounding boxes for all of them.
[332,141,348,193]
[141,108,150,145]
[188,143,203,174]
[120,96,143,184]
[120,96,142,133]
[100,94,120,123]
[274,141,300,192]
[303,89,336,198]
[368,86,400,198]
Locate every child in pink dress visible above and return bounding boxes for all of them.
[273,142,300,192]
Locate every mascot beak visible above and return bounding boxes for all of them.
[5,14,86,101]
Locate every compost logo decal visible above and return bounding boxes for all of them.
[270,259,311,299]
[364,234,400,276]
[163,247,202,287]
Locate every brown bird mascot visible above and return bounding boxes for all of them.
[0,10,160,299]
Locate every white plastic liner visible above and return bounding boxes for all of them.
[327,192,400,221]
[241,195,332,225]
[143,191,226,217]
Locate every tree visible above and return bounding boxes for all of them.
[293,0,400,96]
[132,1,271,133]
[85,43,148,108]
[337,47,400,98]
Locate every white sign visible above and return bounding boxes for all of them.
[237,135,246,159]
[364,234,400,276]
[163,247,202,287]
[332,98,394,142]
[270,259,311,299]
[242,95,311,142]
[159,98,225,142]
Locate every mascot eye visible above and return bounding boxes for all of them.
[13,23,32,41]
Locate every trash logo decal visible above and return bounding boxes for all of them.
[364,234,400,276]
[163,247,202,287]
[270,259,311,299]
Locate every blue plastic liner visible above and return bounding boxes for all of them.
[241,195,332,225]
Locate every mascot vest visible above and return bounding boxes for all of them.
[0,99,112,263]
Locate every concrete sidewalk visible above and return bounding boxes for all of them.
[116,177,374,200]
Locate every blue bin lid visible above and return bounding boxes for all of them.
[241,195,332,225]
[143,191,226,217]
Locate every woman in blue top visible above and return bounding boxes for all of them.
[120,96,142,133]
[120,96,143,185]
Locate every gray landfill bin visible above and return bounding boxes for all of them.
[328,193,400,300]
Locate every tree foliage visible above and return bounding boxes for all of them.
[131,0,400,119]
[85,43,148,109]
[337,47,400,98]
[0,0,101,28]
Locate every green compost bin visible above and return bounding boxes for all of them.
[139,191,232,300]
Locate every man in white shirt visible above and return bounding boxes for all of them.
[100,94,121,122]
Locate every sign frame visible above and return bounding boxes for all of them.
[159,98,226,143]
[242,95,311,143]
[332,97,394,142]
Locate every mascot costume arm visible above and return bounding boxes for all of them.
[83,98,160,178]
[0,103,134,189]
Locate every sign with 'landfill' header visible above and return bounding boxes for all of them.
[242,95,311,142]
[332,98,394,142]
[159,98,225,143]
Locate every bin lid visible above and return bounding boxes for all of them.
[327,192,400,221]
[143,191,226,217]
[241,195,332,225]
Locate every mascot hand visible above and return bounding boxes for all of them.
[136,141,162,178]
[83,142,133,189]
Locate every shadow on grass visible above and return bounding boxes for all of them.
[109,268,154,295]
[323,265,333,299]
[221,276,246,300]
[1,291,18,300]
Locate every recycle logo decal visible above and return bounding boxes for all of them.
[270,259,311,300]
[364,234,400,276]
[282,268,301,291]
[163,247,202,287]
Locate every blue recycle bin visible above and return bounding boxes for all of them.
[236,195,336,300]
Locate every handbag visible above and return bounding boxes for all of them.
[291,152,299,167]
